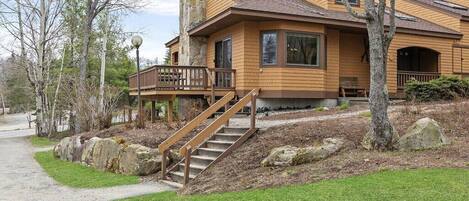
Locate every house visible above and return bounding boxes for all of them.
[129,0,469,187]
[130,0,468,113]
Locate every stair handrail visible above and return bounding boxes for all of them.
[158,91,235,153]
[179,88,259,156]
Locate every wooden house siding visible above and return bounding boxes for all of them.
[339,32,370,90]
[206,0,234,20]
[307,0,328,9]
[392,0,461,32]
[325,29,340,93]
[447,0,469,7]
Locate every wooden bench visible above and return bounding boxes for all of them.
[339,77,368,97]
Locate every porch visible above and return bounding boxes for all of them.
[128,65,236,98]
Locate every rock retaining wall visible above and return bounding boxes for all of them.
[53,136,167,176]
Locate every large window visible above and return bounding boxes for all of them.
[335,0,359,5]
[261,32,278,65]
[286,33,319,66]
[215,38,232,68]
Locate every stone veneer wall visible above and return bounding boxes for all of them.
[179,0,208,66]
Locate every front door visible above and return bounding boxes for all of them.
[215,38,232,87]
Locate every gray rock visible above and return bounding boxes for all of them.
[118,144,162,176]
[81,137,101,166]
[53,136,83,162]
[398,118,450,151]
[91,138,122,172]
[261,138,345,167]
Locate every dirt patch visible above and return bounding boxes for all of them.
[259,104,369,121]
[181,101,469,195]
[79,121,206,149]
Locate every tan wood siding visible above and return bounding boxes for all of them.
[170,42,179,65]
[392,0,461,31]
[206,0,234,20]
[339,32,370,90]
[389,33,456,93]
[326,29,340,92]
[447,0,469,7]
[307,0,328,9]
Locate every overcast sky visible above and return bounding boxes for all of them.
[0,0,180,63]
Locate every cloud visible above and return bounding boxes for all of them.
[143,0,179,16]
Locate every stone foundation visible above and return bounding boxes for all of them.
[257,98,338,112]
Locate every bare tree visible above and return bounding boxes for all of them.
[343,0,397,150]
[76,0,142,133]
[1,0,64,136]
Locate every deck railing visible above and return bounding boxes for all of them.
[397,70,441,89]
[128,65,236,91]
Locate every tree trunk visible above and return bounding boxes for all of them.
[0,92,5,115]
[98,10,108,114]
[365,21,395,150]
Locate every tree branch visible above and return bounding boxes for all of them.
[343,0,370,20]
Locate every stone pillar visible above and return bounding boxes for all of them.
[179,0,208,66]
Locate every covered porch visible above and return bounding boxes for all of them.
[396,46,441,90]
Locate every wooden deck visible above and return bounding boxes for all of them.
[128,65,236,97]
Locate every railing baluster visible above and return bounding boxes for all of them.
[183,146,192,187]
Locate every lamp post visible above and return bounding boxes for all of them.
[131,35,145,129]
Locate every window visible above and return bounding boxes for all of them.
[261,32,278,65]
[215,38,232,68]
[335,0,359,6]
[286,33,319,66]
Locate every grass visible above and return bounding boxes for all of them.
[338,102,350,110]
[121,168,469,201]
[30,136,58,147]
[35,151,139,188]
[360,111,372,118]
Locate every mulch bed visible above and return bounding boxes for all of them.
[181,101,469,195]
[259,104,369,121]
[79,120,204,149]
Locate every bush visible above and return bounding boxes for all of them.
[338,101,350,110]
[405,76,469,102]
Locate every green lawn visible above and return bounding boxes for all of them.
[35,151,140,188]
[122,168,469,201]
[30,136,58,147]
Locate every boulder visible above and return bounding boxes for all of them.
[91,138,122,172]
[53,136,83,162]
[261,138,345,167]
[169,149,183,163]
[81,137,101,166]
[398,118,450,151]
[118,144,162,176]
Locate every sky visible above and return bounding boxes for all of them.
[0,0,180,63]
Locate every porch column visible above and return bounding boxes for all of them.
[151,100,156,123]
[167,100,174,123]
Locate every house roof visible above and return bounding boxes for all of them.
[165,36,179,48]
[189,0,462,39]
[414,0,469,18]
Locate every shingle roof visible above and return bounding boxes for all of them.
[232,0,461,36]
[414,0,469,17]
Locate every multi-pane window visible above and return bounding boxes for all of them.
[261,32,278,65]
[286,33,319,66]
[335,0,359,5]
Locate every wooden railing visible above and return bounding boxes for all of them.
[180,88,258,157]
[129,65,236,91]
[397,70,441,89]
[179,88,258,186]
[158,92,236,178]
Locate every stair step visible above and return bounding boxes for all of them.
[197,147,225,158]
[160,179,183,189]
[206,140,235,149]
[215,133,243,137]
[191,155,217,161]
[198,147,226,153]
[170,171,196,179]
[222,127,249,134]
[179,163,207,170]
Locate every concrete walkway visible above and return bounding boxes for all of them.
[0,137,174,201]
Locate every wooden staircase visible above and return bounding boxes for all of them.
[158,89,259,188]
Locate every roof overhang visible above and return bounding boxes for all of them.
[165,36,180,48]
[189,7,462,40]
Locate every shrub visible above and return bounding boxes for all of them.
[338,101,350,110]
[405,76,469,102]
